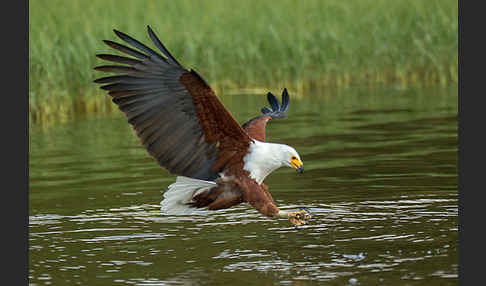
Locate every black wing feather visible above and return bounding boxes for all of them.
[94,27,222,180]
[103,40,149,59]
[266,92,280,111]
[260,89,289,119]
[281,88,290,113]
[96,54,143,66]
[147,25,182,67]
[242,88,291,140]
[113,29,169,64]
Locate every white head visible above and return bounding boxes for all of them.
[278,144,304,172]
[243,140,304,184]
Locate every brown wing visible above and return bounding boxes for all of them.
[94,26,252,180]
[241,116,272,141]
[242,89,290,142]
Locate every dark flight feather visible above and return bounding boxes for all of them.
[242,88,291,141]
[94,27,251,180]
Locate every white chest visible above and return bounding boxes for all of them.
[242,141,284,184]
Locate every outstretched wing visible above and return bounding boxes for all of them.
[242,88,290,142]
[94,26,252,181]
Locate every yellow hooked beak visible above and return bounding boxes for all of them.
[290,157,304,173]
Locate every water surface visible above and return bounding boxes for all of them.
[29,85,458,285]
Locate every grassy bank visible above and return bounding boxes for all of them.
[29,0,457,124]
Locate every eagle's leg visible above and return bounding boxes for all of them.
[277,209,312,226]
[243,181,312,226]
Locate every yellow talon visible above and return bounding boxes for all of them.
[287,209,312,226]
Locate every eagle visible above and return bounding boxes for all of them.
[94,26,311,226]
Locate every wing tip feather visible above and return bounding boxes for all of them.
[261,88,290,118]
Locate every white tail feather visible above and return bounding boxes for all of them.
[160,176,216,215]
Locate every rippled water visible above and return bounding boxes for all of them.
[29,85,457,285]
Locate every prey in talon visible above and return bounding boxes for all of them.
[287,209,313,226]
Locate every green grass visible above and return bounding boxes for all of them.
[29,0,457,124]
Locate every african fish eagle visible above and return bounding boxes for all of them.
[94,26,311,226]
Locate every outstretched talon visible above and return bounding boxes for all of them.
[286,209,312,226]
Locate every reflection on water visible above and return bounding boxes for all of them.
[29,86,457,285]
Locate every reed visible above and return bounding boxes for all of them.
[29,0,457,124]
